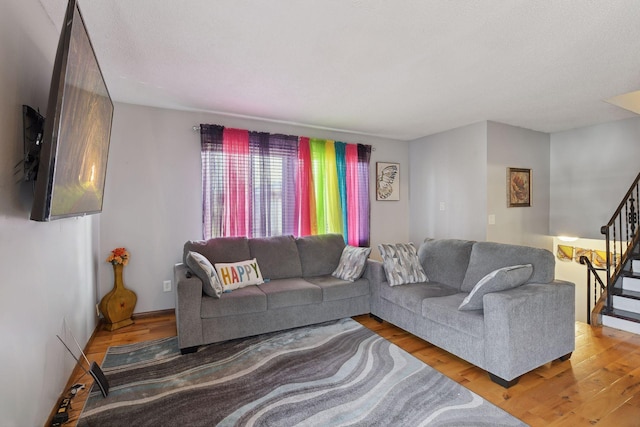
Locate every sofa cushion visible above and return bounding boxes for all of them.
[418,239,475,291]
[422,294,485,339]
[214,258,264,291]
[183,236,250,265]
[305,275,370,302]
[458,264,533,311]
[200,285,267,318]
[259,278,322,309]
[378,243,428,286]
[461,242,555,293]
[332,245,371,281]
[379,281,459,314]
[249,235,302,279]
[185,251,223,298]
[296,234,346,277]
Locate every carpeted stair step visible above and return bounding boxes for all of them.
[633,259,640,274]
[603,309,640,335]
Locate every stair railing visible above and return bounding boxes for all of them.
[579,256,606,324]
[599,172,640,317]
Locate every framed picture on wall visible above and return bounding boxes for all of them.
[507,167,531,207]
[376,162,399,201]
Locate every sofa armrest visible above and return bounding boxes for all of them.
[363,259,386,316]
[174,263,204,350]
[362,259,385,283]
[483,280,575,381]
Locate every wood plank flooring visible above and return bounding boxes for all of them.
[50,312,640,427]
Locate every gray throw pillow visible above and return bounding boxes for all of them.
[378,243,428,286]
[185,251,223,298]
[458,264,533,311]
[332,245,372,281]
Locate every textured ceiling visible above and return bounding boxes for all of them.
[40,0,640,141]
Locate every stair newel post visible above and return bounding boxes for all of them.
[586,267,592,324]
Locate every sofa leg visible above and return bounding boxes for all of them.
[488,372,520,388]
[180,346,198,355]
[369,314,383,323]
[558,352,572,361]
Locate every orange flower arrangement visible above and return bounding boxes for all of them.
[106,247,130,266]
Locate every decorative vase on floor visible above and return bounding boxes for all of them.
[100,263,137,331]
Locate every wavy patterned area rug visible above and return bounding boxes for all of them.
[78,318,526,426]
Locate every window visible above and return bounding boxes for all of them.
[200,124,371,246]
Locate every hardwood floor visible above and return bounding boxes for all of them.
[51,312,640,427]
[51,311,178,427]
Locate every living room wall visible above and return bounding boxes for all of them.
[99,103,410,313]
[486,121,551,250]
[0,2,100,426]
[550,116,640,239]
[408,122,488,243]
[548,116,640,322]
[408,121,552,250]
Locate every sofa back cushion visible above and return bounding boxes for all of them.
[461,242,555,292]
[417,239,475,291]
[295,234,346,277]
[183,236,250,266]
[249,235,302,280]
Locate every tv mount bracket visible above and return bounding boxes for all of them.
[21,105,45,182]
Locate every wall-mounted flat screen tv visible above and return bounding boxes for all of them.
[31,0,113,221]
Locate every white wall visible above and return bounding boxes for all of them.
[550,116,640,239]
[408,121,553,250]
[100,103,410,311]
[0,2,99,425]
[551,237,607,323]
[487,121,552,250]
[548,116,640,325]
[408,122,488,243]
[369,133,411,259]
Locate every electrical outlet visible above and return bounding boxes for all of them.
[163,280,172,292]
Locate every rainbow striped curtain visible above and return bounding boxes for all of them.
[201,125,371,246]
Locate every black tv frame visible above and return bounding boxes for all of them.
[31,0,113,222]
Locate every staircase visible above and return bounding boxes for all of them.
[602,258,640,333]
[584,172,640,333]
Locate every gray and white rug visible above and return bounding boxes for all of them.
[78,318,526,426]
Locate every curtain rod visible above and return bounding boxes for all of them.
[192,125,375,150]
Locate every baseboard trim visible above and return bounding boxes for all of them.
[131,309,176,320]
[96,308,175,327]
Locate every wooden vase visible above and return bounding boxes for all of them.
[99,263,137,331]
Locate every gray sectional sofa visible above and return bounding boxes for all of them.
[369,238,576,387]
[175,233,575,388]
[173,233,372,353]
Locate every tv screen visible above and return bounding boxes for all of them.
[31,0,113,222]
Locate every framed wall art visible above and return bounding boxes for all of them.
[507,167,531,207]
[376,162,399,201]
